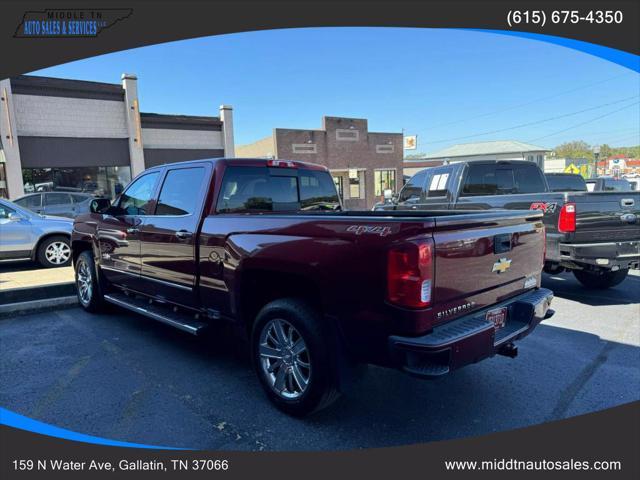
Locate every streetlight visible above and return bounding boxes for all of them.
[592,145,600,179]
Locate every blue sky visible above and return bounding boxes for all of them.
[33,28,640,154]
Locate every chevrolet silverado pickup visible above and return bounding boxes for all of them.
[72,158,553,416]
[376,160,640,289]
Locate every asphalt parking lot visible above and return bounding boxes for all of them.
[1,271,639,451]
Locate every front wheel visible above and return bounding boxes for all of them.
[251,298,341,416]
[75,250,106,312]
[573,269,629,289]
[37,235,71,268]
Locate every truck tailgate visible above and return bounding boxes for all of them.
[569,192,640,243]
[431,210,545,325]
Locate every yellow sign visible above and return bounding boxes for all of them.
[404,135,418,150]
[564,164,580,174]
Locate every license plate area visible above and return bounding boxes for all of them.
[486,307,508,330]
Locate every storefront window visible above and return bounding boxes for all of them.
[374,169,396,196]
[348,170,365,199]
[22,166,131,199]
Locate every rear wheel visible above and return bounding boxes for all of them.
[75,250,106,312]
[251,298,341,416]
[573,269,628,289]
[37,235,71,268]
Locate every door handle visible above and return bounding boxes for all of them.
[126,227,139,234]
[175,230,193,239]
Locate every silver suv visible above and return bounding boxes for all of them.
[0,198,73,268]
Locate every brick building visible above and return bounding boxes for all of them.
[0,74,234,199]
[237,116,403,209]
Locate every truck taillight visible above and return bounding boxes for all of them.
[267,159,297,168]
[387,239,434,309]
[558,203,576,233]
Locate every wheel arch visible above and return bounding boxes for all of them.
[31,231,72,261]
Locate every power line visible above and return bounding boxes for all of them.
[421,95,639,146]
[424,72,635,131]
[528,101,640,142]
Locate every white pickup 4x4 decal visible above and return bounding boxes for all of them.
[347,225,393,237]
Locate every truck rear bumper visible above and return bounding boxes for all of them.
[388,288,554,378]
[559,241,640,270]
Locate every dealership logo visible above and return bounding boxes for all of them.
[14,8,132,38]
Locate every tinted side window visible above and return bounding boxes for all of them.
[15,195,41,208]
[118,172,159,215]
[217,167,299,213]
[462,164,546,195]
[462,165,514,196]
[545,175,587,192]
[155,167,205,216]
[399,171,427,202]
[45,193,71,206]
[512,165,547,193]
[603,179,632,191]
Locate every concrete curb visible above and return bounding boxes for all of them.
[0,282,76,305]
[0,296,78,318]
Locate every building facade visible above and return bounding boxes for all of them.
[0,74,234,200]
[237,116,403,209]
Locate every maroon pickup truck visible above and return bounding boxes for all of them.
[72,158,553,416]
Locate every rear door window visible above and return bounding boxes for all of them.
[462,164,546,196]
[217,167,340,213]
[155,167,206,216]
[45,193,71,206]
[603,179,632,191]
[545,175,587,192]
[15,195,41,209]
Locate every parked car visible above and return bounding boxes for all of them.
[13,192,95,218]
[0,198,73,268]
[623,176,639,191]
[545,173,587,192]
[375,160,640,289]
[585,176,633,192]
[72,158,553,416]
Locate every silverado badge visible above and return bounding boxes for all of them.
[492,258,512,274]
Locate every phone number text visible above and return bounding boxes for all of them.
[507,10,623,28]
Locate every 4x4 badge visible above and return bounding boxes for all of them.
[492,258,512,274]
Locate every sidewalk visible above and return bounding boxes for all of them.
[0,263,77,314]
[0,265,74,291]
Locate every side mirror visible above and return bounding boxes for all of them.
[90,198,111,214]
[8,212,24,222]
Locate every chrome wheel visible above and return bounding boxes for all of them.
[259,318,311,399]
[45,241,70,265]
[76,259,93,306]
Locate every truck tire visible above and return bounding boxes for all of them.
[75,250,106,312]
[251,298,341,416]
[573,269,629,289]
[36,235,71,268]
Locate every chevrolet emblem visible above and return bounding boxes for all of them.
[492,258,512,274]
